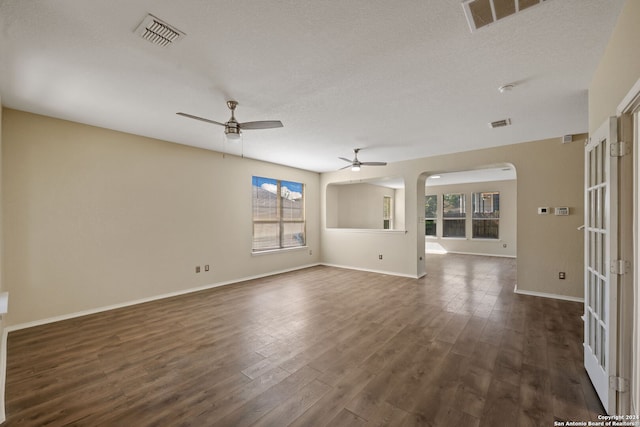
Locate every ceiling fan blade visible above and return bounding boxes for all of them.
[338,157,353,163]
[176,112,226,127]
[339,164,353,170]
[360,162,388,166]
[239,120,283,130]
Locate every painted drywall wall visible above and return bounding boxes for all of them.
[425,179,517,257]
[328,183,401,229]
[394,188,405,231]
[589,0,640,133]
[0,96,6,424]
[588,0,640,415]
[1,109,320,326]
[337,183,391,229]
[321,135,585,299]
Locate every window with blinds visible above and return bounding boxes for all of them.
[443,193,466,238]
[383,196,392,229]
[252,176,305,252]
[425,194,437,236]
[472,191,500,239]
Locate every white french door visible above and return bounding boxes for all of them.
[584,117,619,414]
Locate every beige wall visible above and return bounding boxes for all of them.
[0,102,3,303]
[2,109,320,326]
[1,109,586,320]
[394,188,405,231]
[589,0,640,133]
[425,180,517,257]
[321,134,586,299]
[328,182,400,229]
[0,97,5,423]
[589,0,640,415]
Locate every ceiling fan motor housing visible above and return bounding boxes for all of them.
[225,121,241,139]
[224,100,241,139]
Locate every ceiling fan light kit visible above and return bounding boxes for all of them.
[225,131,241,141]
[339,148,387,171]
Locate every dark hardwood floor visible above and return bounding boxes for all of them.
[4,254,604,426]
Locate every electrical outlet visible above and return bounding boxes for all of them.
[205,265,209,272]
[503,243,507,248]
[309,250,313,255]
[559,272,566,280]
[378,254,383,260]
[196,266,201,273]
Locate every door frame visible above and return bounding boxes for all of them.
[616,77,640,416]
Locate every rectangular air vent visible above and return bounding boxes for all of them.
[462,0,549,32]
[135,14,185,47]
[489,118,512,128]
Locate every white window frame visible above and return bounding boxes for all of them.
[471,191,500,240]
[425,194,437,237]
[383,196,393,230]
[442,193,466,238]
[252,176,305,252]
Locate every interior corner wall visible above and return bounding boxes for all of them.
[588,0,640,133]
[425,179,517,257]
[1,108,321,327]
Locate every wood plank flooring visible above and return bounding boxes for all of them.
[4,254,604,426]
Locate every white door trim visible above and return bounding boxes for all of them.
[617,77,640,116]
[617,77,640,416]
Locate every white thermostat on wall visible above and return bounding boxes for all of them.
[555,207,569,216]
[537,207,550,215]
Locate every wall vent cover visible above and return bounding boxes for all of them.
[489,118,512,128]
[462,0,549,32]
[135,14,185,47]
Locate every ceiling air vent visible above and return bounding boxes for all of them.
[462,0,549,32]
[135,14,185,47]
[489,118,512,128]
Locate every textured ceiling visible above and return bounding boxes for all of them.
[0,0,625,172]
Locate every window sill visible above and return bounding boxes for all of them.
[325,228,407,234]
[252,246,308,256]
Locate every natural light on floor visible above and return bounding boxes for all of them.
[426,241,448,254]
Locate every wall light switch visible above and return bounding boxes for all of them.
[555,207,569,216]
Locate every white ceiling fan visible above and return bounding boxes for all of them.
[339,148,387,171]
[177,101,283,140]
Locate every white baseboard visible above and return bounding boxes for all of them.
[320,263,420,279]
[513,284,584,303]
[0,328,6,424]
[443,251,517,259]
[5,263,321,333]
